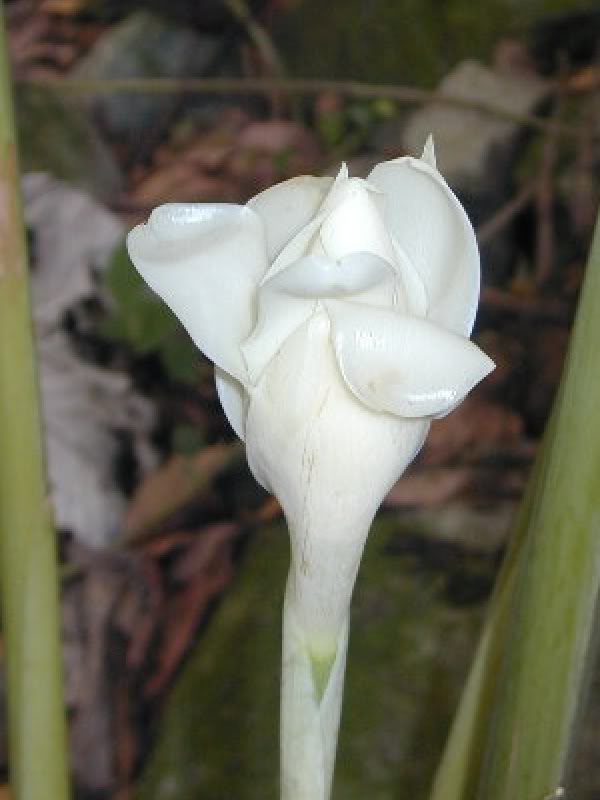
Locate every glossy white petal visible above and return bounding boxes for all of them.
[367,157,480,335]
[261,214,324,283]
[267,252,395,299]
[248,175,333,261]
[243,252,399,383]
[260,164,356,284]
[242,295,315,385]
[319,177,428,315]
[320,179,396,265]
[215,366,248,441]
[127,203,267,382]
[391,238,428,316]
[328,301,495,418]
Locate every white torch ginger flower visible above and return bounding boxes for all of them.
[127,137,494,800]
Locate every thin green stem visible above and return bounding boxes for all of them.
[0,5,70,799]
[281,575,348,800]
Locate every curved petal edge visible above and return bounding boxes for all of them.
[248,175,333,261]
[328,301,495,418]
[215,367,248,441]
[367,155,480,337]
[127,203,268,382]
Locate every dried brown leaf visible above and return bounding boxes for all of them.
[124,443,240,541]
[144,527,237,698]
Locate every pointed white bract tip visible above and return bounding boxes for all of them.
[421,135,437,169]
[337,162,349,181]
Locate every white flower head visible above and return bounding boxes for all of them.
[128,140,495,796]
[127,139,494,644]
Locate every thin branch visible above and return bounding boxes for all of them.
[481,287,570,321]
[19,75,593,140]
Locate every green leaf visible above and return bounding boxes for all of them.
[102,242,200,382]
[477,216,600,800]
[431,212,600,800]
[102,242,180,352]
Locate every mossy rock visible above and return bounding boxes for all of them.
[135,514,491,799]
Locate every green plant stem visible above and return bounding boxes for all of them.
[431,210,600,800]
[0,6,70,799]
[281,576,348,800]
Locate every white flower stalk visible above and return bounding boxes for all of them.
[127,138,494,800]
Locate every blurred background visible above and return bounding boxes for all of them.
[4,0,600,797]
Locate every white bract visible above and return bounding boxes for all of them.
[127,138,494,799]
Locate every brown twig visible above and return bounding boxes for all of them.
[481,287,570,321]
[19,75,594,140]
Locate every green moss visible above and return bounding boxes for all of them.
[135,515,491,799]
[273,0,596,87]
[135,526,287,800]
